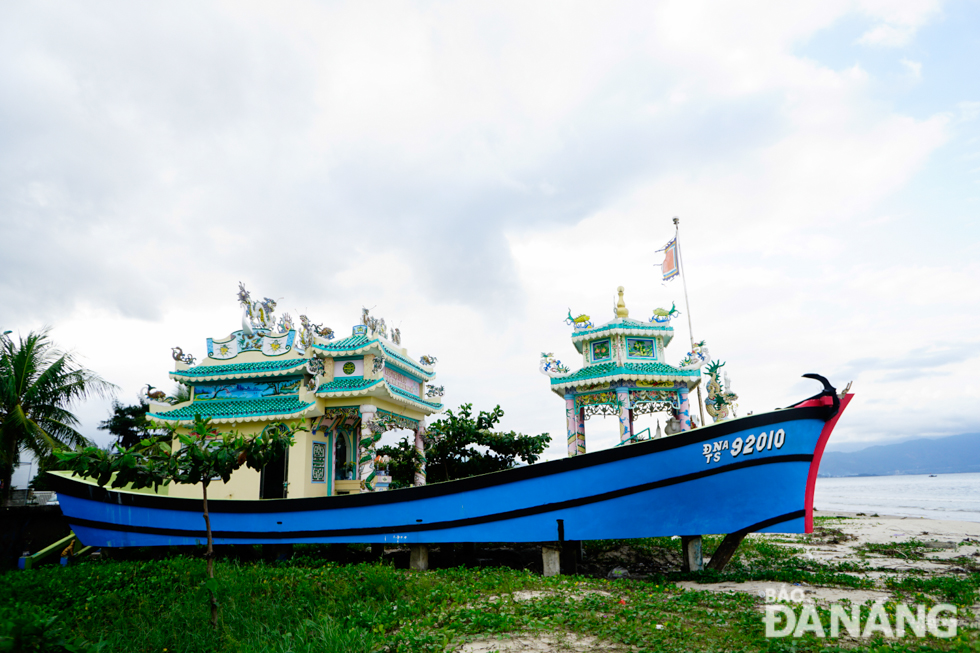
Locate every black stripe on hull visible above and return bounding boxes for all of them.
[65,453,813,540]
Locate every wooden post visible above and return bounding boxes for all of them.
[706,532,747,572]
[542,545,561,577]
[681,535,703,572]
[409,544,428,571]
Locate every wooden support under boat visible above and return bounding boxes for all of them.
[706,531,748,572]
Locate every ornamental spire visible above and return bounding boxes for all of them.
[615,286,629,318]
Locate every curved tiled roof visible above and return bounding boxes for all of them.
[170,359,308,382]
[312,337,435,380]
[569,319,674,351]
[314,376,442,413]
[315,378,383,395]
[388,384,443,411]
[550,361,700,393]
[314,335,372,351]
[148,396,314,424]
[379,343,434,380]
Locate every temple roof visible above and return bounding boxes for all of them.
[315,334,371,351]
[315,377,442,412]
[313,336,435,380]
[388,385,443,411]
[148,395,316,425]
[315,378,384,394]
[570,317,674,352]
[170,359,308,383]
[549,361,700,394]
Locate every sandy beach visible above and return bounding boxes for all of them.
[676,511,980,606]
[461,512,980,651]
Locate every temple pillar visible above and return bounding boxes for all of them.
[617,387,632,443]
[413,421,427,487]
[358,404,378,491]
[677,385,693,432]
[564,395,586,456]
[678,387,701,568]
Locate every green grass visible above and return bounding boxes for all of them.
[885,574,980,606]
[2,549,977,653]
[856,540,931,561]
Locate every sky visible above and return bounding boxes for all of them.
[3,0,979,486]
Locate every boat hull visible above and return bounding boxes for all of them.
[51,394,851,548]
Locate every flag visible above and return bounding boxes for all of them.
[659,237,679,281]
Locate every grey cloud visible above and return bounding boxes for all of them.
[0,2,788,328]
[835,342,980,382]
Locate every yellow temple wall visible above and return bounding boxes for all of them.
[163,390,431,501]
[167,422,266,501]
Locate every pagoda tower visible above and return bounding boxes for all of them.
[542,287,701,456]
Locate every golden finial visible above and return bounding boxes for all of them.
[616,286,629,318]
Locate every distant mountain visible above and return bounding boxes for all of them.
[818,433,980,477]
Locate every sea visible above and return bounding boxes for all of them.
[814,472,980,523]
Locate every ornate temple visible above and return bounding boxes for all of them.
[147,285,443,500]
[541,287,704,456]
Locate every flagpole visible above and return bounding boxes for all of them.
[673,216,706,427]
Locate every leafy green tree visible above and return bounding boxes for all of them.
[378,404,550,487]
[0,328,114,499]
[98,401,158,449]
[98,384,191,448]
[56,415,304,628]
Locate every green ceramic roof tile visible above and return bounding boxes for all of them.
[388,384,442,410]
[572,320,673,338]
[314,335,372,351]
[313,336,434,379]
[149,396,313,421]
[379,343,434,379]
[315,378,382,393]
[624,362,700,376]
[172,360,307,378]
[551,362,700,385]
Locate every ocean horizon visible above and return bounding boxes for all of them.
[814,472,980,523]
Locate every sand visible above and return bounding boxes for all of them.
[455,512,979,652]
[676,511,980,604]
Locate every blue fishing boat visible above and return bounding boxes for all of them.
[51,280,853,556]
[50,378,850,548]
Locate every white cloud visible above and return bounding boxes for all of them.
[856,0,941,47]
[0,0,974,460]
[901,58,923,79]
[857,23,916,47]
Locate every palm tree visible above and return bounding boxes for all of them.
[0,328,115,499]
